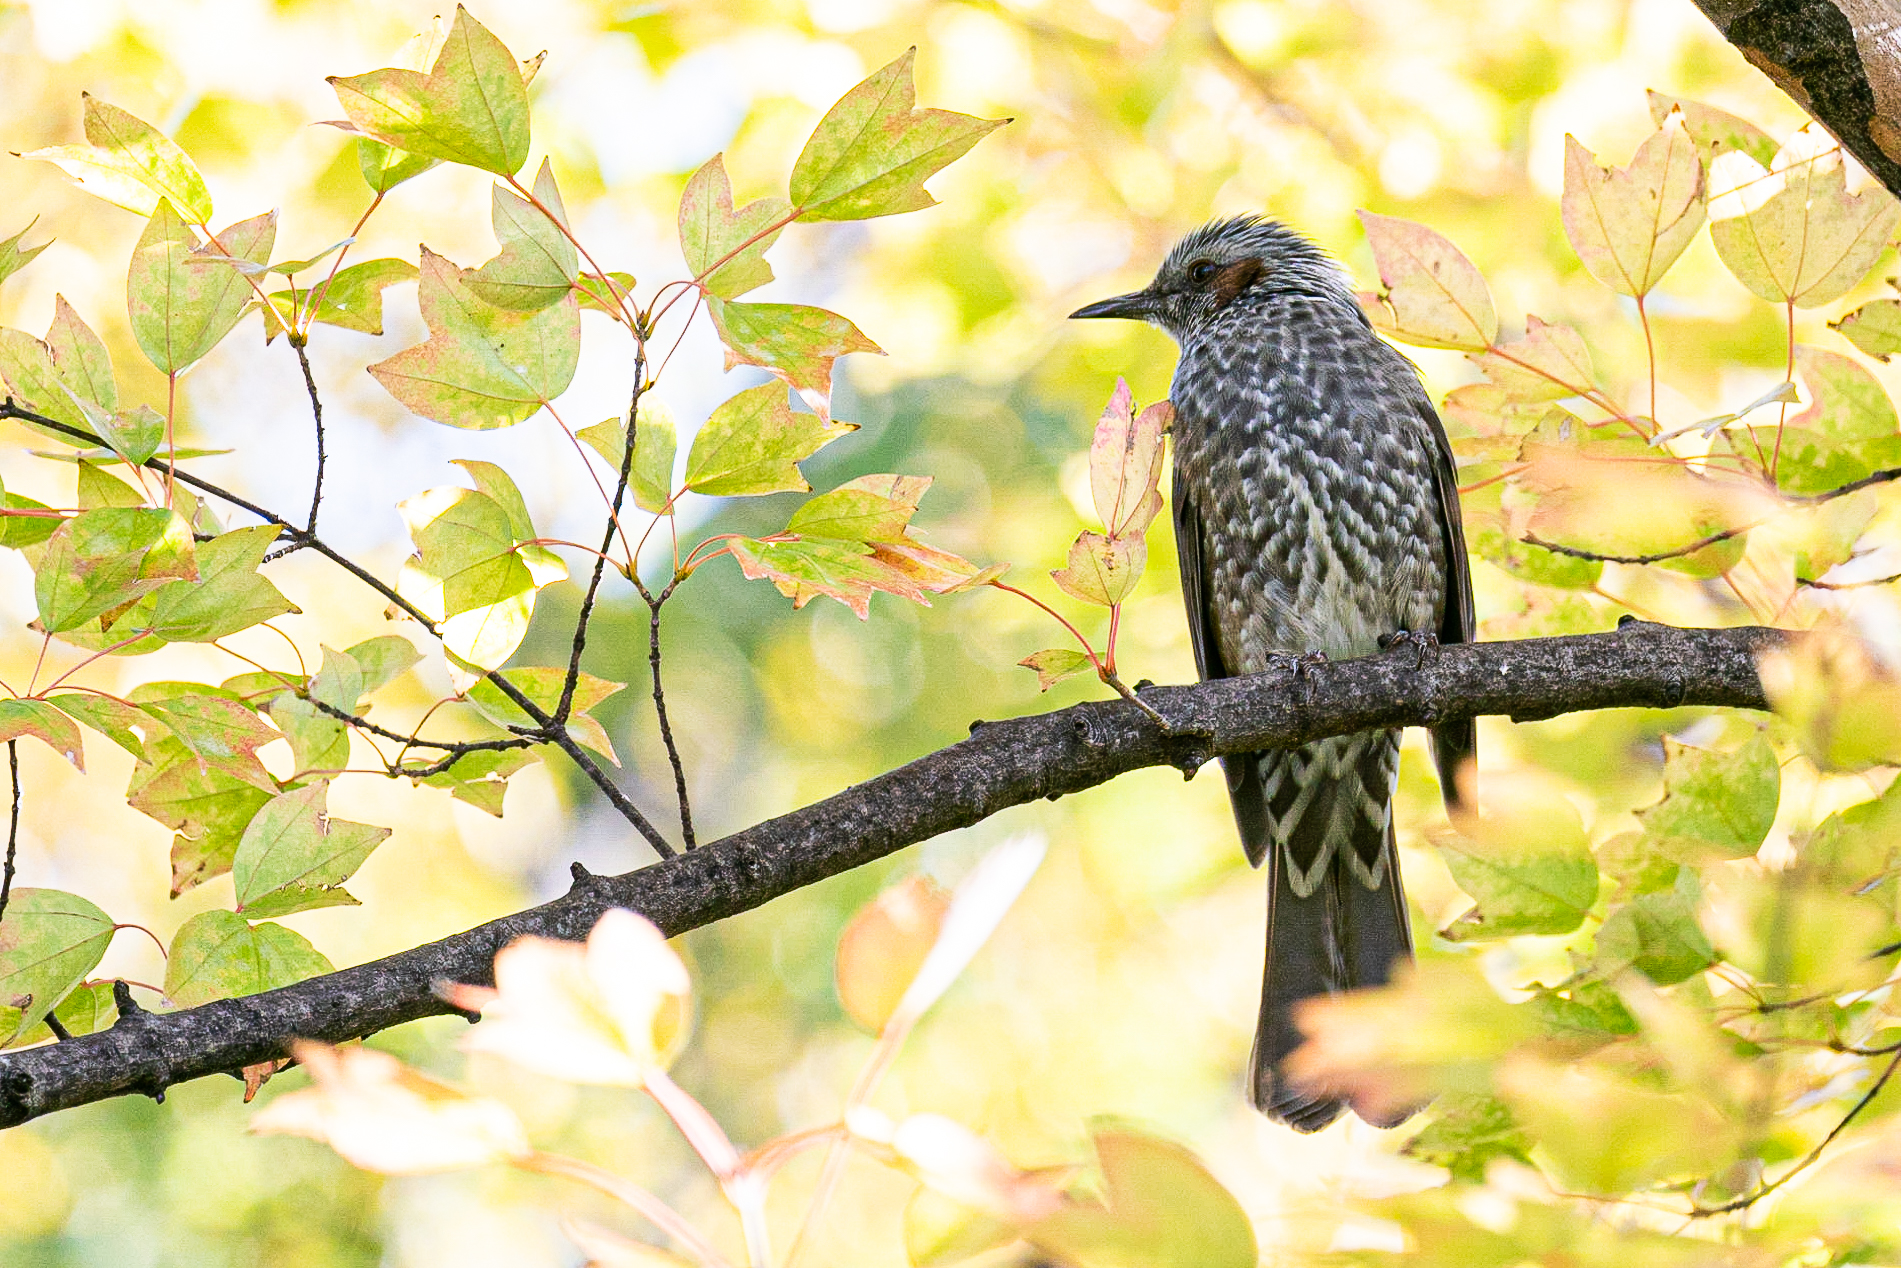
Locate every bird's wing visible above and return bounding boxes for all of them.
[1418,391,1475,808]
[1175,482,1273,868]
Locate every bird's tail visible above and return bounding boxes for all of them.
[1229,733,1413,1132]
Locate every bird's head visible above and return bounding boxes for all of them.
[1069,215,1346,342]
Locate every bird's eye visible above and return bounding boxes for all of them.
[1188,260,1219,286]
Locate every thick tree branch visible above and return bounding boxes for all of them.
[0,622,1778,1127]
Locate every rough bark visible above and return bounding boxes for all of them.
[0,621,1779,1128]
[1693,0,1901,197]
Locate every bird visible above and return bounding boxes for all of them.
[1070,215,1473,1131]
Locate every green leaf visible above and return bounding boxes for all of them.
[678,154,790,299]
[0,699,86,769]
[232,781,391,918]
[580,397,679,513]
[1709,126,1901,308]
[1775,345,1901,496]
[789,48,1008,222]
[1833,296,1901,361]
[1438,794,1598,939]
[1472,524,1603,589]
[357,137,440,195]
[1050,531,1146,607]
[0,220,50,289]
[1594,877,1715,985]
[397,484,534,620]
[264,695,349,779]
[265,257,418,337]
[730,535,927,618]
[75,457,142,509]
[0,328,89,435]
[449,459,566,586]
[15,980,119,1043]
[466,667,624,765]
[1029,1126,1256,1268]
[345,635,422,694]
[47,691,163,761]
[21,94,214,221]
[127,202,277,374]
[326,5,531,176]
[684,381,856,497]
[1355,211,1498,351]
[0,494,61,550]
[464,160,578,311]
[147,525,298,642]
[128,734,277,894]
[706,298,881,422]
[404,746,536,816]
[45,295,114,413]
[1646,90,1778,167]
[87,405,163,466]
[785,473,929,542]
[441,590,535,674]
[34,507,197,634]
[1635,733,1779,859]
[367,247,579,429]
[0,889,114,1047]
[1019,648,1096,690]
[130,685,281,783]
[1403,1094,1533,1183]
[163,910,333,1008]
[573,270,637,319]
[1560,113,1705,299]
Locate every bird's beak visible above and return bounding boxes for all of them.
[1069,289,1155,321]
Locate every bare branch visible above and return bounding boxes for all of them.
[0,621,1777,1127]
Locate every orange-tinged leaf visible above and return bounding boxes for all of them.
[836,875,951,1033]
[325,5,531,176]
[789,48,1008,222]
[1709,125,1901,307]
[442,909,690,1086]
[250,1040,531,1173]
[1088,380,1169,536]
[868,538,999,594]
[368,247,579,430]
[1468,315,1597,402]
[729,536,924,617]
[1355,211,1497,351]
[127,203,275,375]
[464,160,577,312]
[0,699,85,770]
[1561,113,1705,299]
[1029,1127,1256,1268]
[707,298,881,422]
[1018,648,1094,690]
[678,154,790,300]
[888,834,1045,1030]
[684,381,855,497]
[1050,530,1145,606]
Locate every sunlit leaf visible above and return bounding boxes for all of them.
[45,296,114,413]
[128,203,276,375]
[1403,1094,1532,1183]
[397,484,534,620]
[442,908,691,1086]
[0,220,50,289]
[786,473,930,541]
[465,666,623,765]
[789,48,1008,222]
[1635,733,1778,859]
[684,381,856,497]
[47,691,163,761]
[147,525,298,642]
[1029,1127,1255,1268]
[706,298,881,422]
[1561,113,1705,299]
[1709,125,1901,307]
[1050,531,1145,607]
[1775,345,1901,496]
[346,635,422,695]
[1468,315,1597,402]
[1832,296,1901,360]
[1647,90,1778,167]
[1019,648,1096,690]
[464,160,578,311]
[678,154,790,299]
[1702,867,1891,990]
[0,889,114,1047]
[0,699,86,770]
[356,138,440,195]
[127,732,277,894]
[0,327,88,435]
[21,95,213,221]
[1355,211,1498,351]
[573,270,636,319]
[1088,380,1169,536]
[440,589,536,675]
[233,781,392,919]
[34,507,197,634]
[265,257,418,339]
[1437,785,1597,939]
[163,909,332,1007]
[404,747,536,817]
[368,247,579,430]
[835,875,951,1033]
[449,459,566,586]
[326,5,531,176]
[729,535,924,617]
[250,1040,531,1174]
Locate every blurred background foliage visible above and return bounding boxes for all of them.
[3,0,1900,1264]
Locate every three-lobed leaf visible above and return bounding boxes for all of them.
[34,507,197,634]
[233,781,392,918]
[147,525,298,642]
[164,910,333,1007]
[790,48,1008,222]
[1050,531,1146,607]
[464,160,578,311]
[706,298,881,422]
[1356,211,1498,351]
[678,154,791,300]
[1561,112,1705,299]
[1088,380,1169,537]
[684,380,856,497]
[265,257,418,340]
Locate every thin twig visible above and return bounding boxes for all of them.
[647,580,695,848]
[1523,524,1749,566]
[262,337,328,561]
[0,742,18,925]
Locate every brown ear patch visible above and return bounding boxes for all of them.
[1211,257,1264,306]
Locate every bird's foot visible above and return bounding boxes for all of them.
[1380,628,1439,669]
[1264,649,1329,684]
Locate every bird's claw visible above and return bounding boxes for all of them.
[1380,628,1439,669]
[1265,649,1329,684]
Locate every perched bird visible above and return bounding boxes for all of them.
[1071,216,1473,1131]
